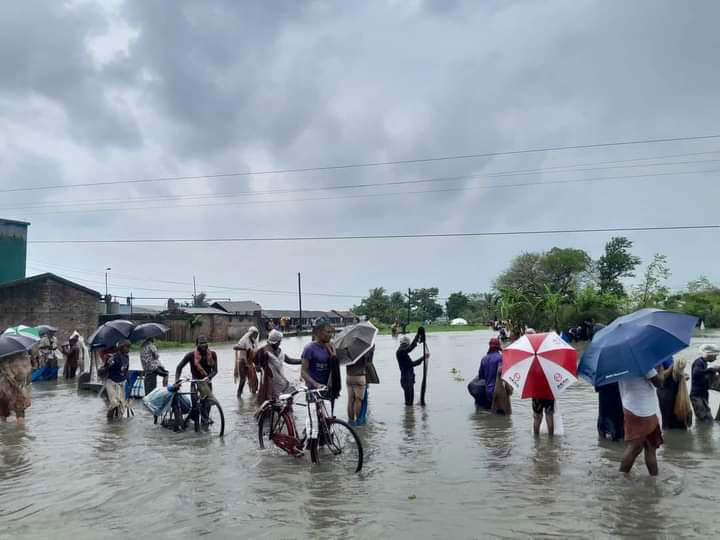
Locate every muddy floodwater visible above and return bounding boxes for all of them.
[2,330,720,539]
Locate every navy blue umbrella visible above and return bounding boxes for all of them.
[578,309,697,386]
[88,320,135,350]
[130,323,169,343]
[0,334,37,360]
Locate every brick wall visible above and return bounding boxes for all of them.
[0,277,100,343]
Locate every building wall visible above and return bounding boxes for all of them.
[0,278,99,343]
[0,222,28,284]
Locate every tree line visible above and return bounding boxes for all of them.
[352,237,720,332]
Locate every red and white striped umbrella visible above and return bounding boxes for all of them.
[501,332,577,400]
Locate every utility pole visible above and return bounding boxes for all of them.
[298,272,303,337]
[407,288,412,329]
[193,275,197,305]
[105,267,111,297]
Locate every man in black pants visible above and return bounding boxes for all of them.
[173,336,218,429]
[396,328,429,406]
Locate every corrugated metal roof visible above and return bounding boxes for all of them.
[211,300,262,313]
[182,307,232,316]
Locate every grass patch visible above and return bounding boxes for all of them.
[376,322,489,335]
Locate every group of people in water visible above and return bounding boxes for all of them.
[5,318,720,478]
[472,327,720,476]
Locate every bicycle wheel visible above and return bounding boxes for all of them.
[310,418,363,473]
[161,399,186,432]
[258,408,300,455]
[197,398,225,437]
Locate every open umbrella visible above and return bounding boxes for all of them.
[35,324,58,334]
[3,325,40,339]
[0,334,38,360]
[87,320,135,350]
[332,321,378,366]
[578,308,697,387]
[130,323,169,343]
[502,332,577,400]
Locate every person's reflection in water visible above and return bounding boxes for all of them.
[0,427,32,484]
[399,406,418,461]
[469,411,513,470]
[603,468,668,538]
[303,469,366,535]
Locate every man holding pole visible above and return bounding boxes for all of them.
[396,327,429,406]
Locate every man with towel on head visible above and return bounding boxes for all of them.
[234,326,259,398]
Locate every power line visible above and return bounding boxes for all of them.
[12,165,718,217]
[26,224,720,245]
[2,133,720,194]
[3,152,719,212]
[27,260,368,300]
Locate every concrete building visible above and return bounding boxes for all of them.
[0,218,29,284]
[0,272,101,343]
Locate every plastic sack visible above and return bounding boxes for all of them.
[143,386,174,416]
[467,376,486,399]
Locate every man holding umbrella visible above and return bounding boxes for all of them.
[578,309,698,476]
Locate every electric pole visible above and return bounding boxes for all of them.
[298,272,303,336]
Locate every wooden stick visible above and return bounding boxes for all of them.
[420,335,428,406]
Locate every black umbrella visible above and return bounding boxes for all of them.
[36,324,58,334]
[130,323,169,343]
[88,320,135,350]
[0,334,37,360]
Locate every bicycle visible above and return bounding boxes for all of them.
[257,386,364,473]
[155,377,225,437]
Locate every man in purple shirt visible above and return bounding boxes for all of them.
[477,337,502,409]
[302,322,335,389]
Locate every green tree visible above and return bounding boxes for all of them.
[193,292,209,307]
[541,247,592,297]
[494,252,545,297]
[388,291,407,323]
[412,288,444,322]
[631,253,671,308]
[352,288,392,323]
[679,277,720,328]
[597,237,641,296]
[446,292,470,320]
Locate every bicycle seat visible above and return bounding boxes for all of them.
[278,393,293,401]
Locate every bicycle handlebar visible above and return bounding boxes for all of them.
[172,377,209,388]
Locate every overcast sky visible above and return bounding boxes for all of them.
[1,0,719,310]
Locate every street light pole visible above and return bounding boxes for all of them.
[105,267,111,297]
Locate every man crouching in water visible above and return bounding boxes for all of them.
[175,336,218,426]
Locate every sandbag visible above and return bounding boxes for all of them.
[491,369,512,416]
[467,376,486,399]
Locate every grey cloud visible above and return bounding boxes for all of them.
[0,1,142,149]
[3,0,720,308]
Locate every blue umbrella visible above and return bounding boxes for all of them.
[579,309,697,386]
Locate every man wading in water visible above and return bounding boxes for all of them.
[234,326,259,398]
[396,328,429,406]
[256,330,302,403]
[689,344,720,422]
[175,336,218,425]
[301,321,340,400]
[618,368,665,476]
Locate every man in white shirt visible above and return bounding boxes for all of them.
[618,368,664,476]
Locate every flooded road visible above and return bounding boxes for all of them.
[2,330,720,539]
